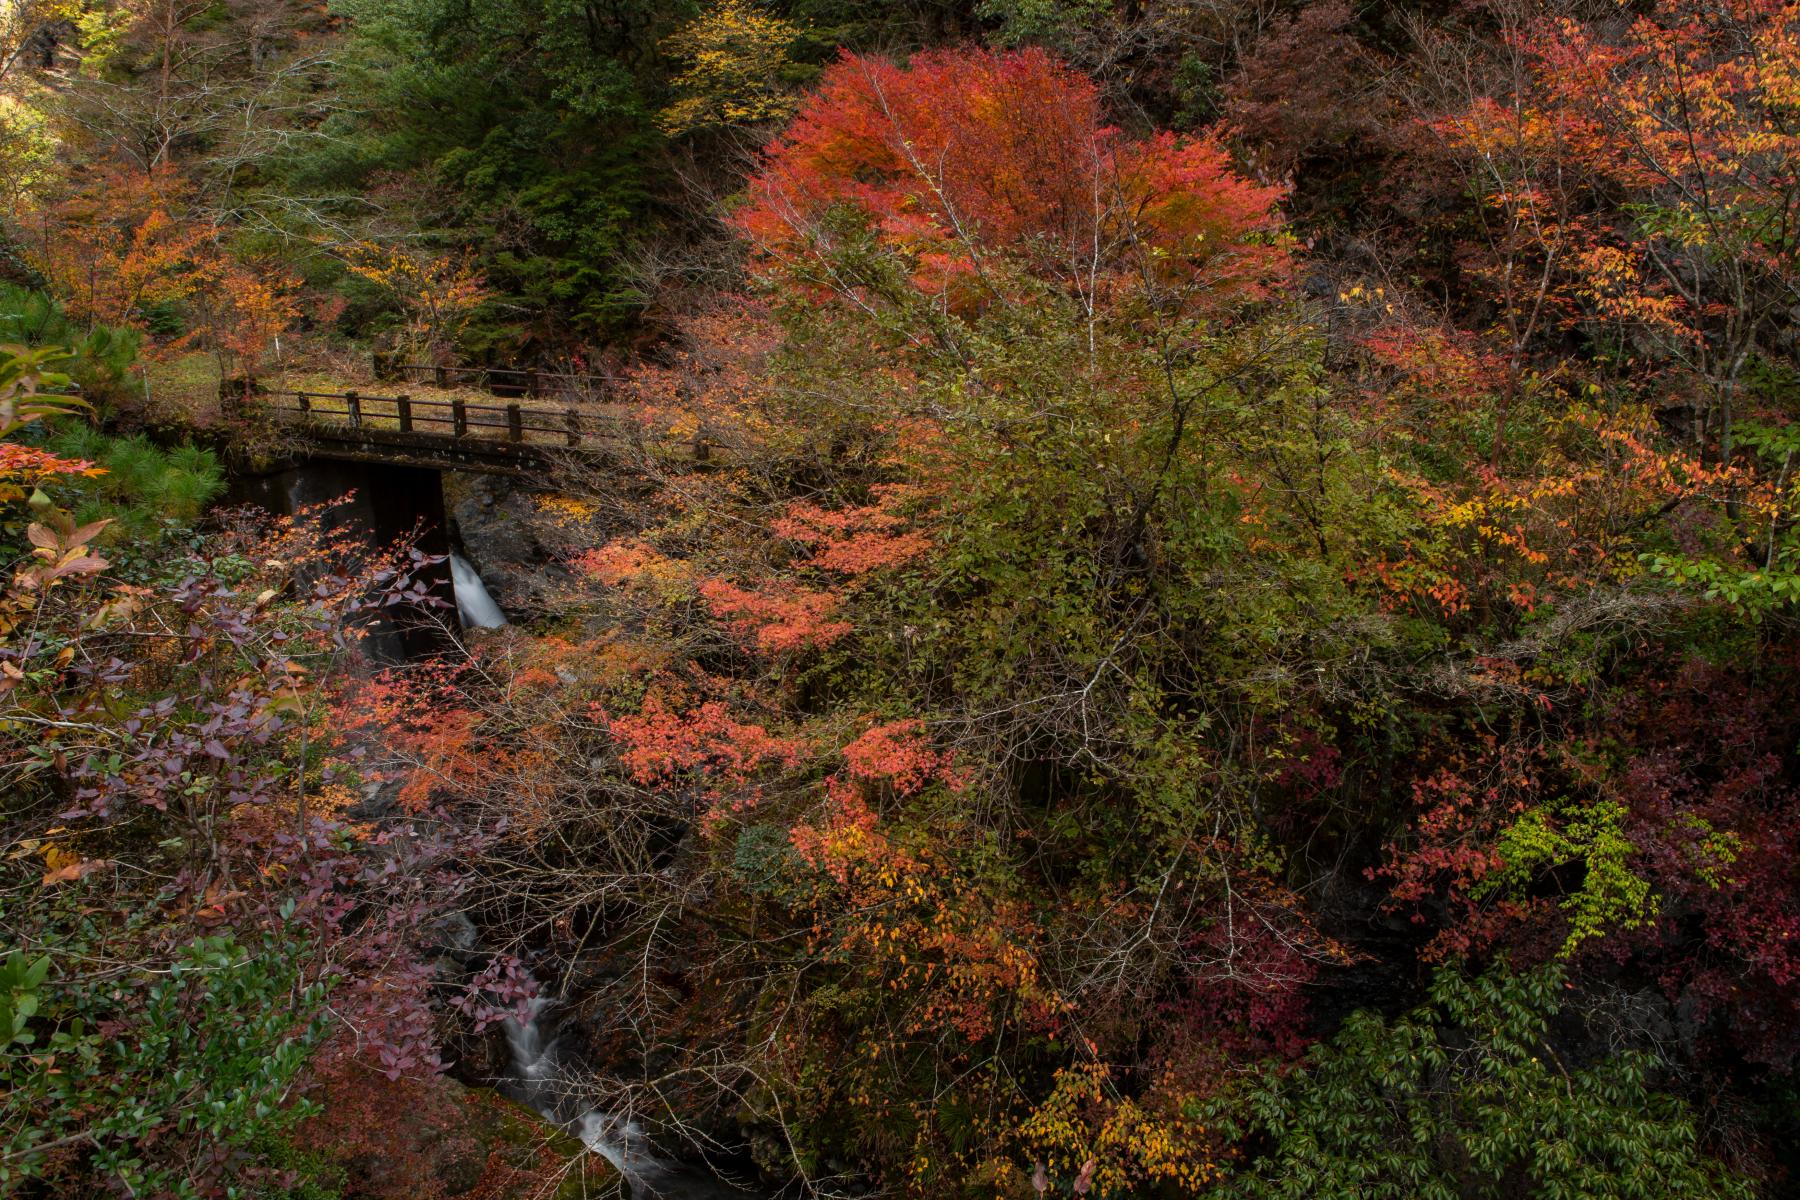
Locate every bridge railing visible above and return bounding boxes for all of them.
[261,389,614,447]
[385,362,617,399]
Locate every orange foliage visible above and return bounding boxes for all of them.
[616,306,785,449]
[0,443,105,492]
[771,486,932,576]
[23,165,213,337]
[604,690,802,791]
[698,578,852,653]
[737,46,1289,313]
[786,719,1063,1048]
[202,259,302,383]
[331,662,494,813]
[575,538,692,590]
[1434,0,1800,454]
[1350,312,1745,618]
[21,163,300,378]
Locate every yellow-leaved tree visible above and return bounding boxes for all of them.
[340,241,490,362]
[658,0,804,137]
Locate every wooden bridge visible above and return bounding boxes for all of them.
[385,361,615,400]
[240,388,676,476]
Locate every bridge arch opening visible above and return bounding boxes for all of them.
[228,456,466,658]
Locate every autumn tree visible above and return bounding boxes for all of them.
[192,254,301,389]
[737,45,1290,315]
[19,164,213,335]
[440,45,1400,1195]
[1440,0,1800,460]
[659,0,804,137]
[341,240,491,362]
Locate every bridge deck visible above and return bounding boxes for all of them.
[244,389,675,475]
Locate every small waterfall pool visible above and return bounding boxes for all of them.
[449,553,508,629]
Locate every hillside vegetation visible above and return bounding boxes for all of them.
[3,1,1800,1197]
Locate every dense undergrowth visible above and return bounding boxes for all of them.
[5,0,1800,1197]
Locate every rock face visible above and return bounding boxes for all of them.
[299,1067,621,1199]
[444,472,556,617]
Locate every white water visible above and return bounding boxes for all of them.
[449,553,508,629]
[501,987,744,1198]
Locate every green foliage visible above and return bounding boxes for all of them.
[1645,418,1800,617]
[285,0,685,344]
[1478,797,1657,955]
[0,950,49,1048]
[770,268,1402,896]
[1170,52,1221,129]
[977,0,1115,48]
[0,284,141,401]
[37,425,224,548]
[257,1139,347,1200]
[1641,545,1800,617]
[1201,961,1750,1200]
[0,341,89,438]
[0,918,332,1198]
[732,819,807,898]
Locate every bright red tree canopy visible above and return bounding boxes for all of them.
[736,46,1291,311]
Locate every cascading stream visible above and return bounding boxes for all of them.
[451,557,754,1197]
[499,982,752,1199]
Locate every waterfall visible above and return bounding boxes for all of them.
[449,553,508,629]
[500,994,557,1111]
[499,983,749,1199]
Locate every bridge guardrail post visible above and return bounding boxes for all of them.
[564,408,581,447]
[345,391,362,428]
[453,399,468,438]
[435,365,448,389]
[297,391,312,415]
[396,394,413,432]
[506,403,523,443]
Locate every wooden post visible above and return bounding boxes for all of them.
[452,398,468,438]
[435,364,448,389]
[345,391,362,428]
[564,408,581,447]
[297,391,312,415]
[506,403,523,443]
[396,394,413,433]
[526,369,539,397]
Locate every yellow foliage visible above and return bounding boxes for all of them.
[533,493,601,528]
[659,0,804,136]
[1013,1062,1217,1197]
[340,241,490,359]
